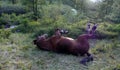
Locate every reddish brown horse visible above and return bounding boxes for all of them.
[33,24,97,65]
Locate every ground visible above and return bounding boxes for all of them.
[0,33,120,70]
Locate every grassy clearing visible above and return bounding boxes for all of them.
[0,33,120,70]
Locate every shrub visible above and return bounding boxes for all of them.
[96,31,118,39]
[39,4,81,23]
[65,25,83,38]
[33,19,87,38]
[91,40,116,54]
[101,22,120,33]
[33,27,54,37]
[0,13,34,29]
[0,14,11,27]
[13,21,40,33]
[0,13,20,28]
[113,64,120,70]
[107,24,120,33]
[0,4,27,15]
[0,29,12,39]
[96,22,119,39]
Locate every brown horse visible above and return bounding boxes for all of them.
[33,24,98,65]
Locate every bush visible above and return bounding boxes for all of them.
[96,31,118,39]
[0,29,12,39]
[33,19,87,38]
[113,64,120,70]
[0,4,27,15]
[0,13,21,28]
[33,27,54,37]
[96,22,119,39]
[0,13,34,29]
[39,4,81,23]
[107,24,120,33]
[0,14,11,27]
[13,21,40,33]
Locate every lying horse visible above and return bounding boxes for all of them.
[33,24,97,65]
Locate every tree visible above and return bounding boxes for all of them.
[12,0,16,4]
[108,0,120,23]
[21,0,38,20]
[97,0,114,20]
[98,0,120,23]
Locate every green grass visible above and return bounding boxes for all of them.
[0,33,120,70]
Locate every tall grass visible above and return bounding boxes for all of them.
[0,32,120,70]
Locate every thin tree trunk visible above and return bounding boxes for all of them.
[33,0,38,20]
[12,0,16,4]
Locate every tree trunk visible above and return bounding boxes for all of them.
[12,0,16,4]
[33,0,38,21]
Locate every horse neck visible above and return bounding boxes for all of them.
[37,39,52,51]
[76,34,93,43]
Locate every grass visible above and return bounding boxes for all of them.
[0,33,120,70]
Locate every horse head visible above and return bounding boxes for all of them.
[33,34,48,45]
[33,34,53,50]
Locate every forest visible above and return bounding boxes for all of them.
[0,0,120,70]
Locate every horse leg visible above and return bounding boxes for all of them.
[80,52,94,65]
[86,52,94,61]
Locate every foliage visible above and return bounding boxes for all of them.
[91,39,119,54]
[0,4,27,15]
[114,64,120,70]
[0,29,11,39]
[106,24,120,33]
[0,14,17,26]
[13,21,39,33]
[38,4,80,23]
[95,22,119,39]
[0,13,33,28]
[98,0,120,23]
[107,0,120,23]
[48,0,87,12]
